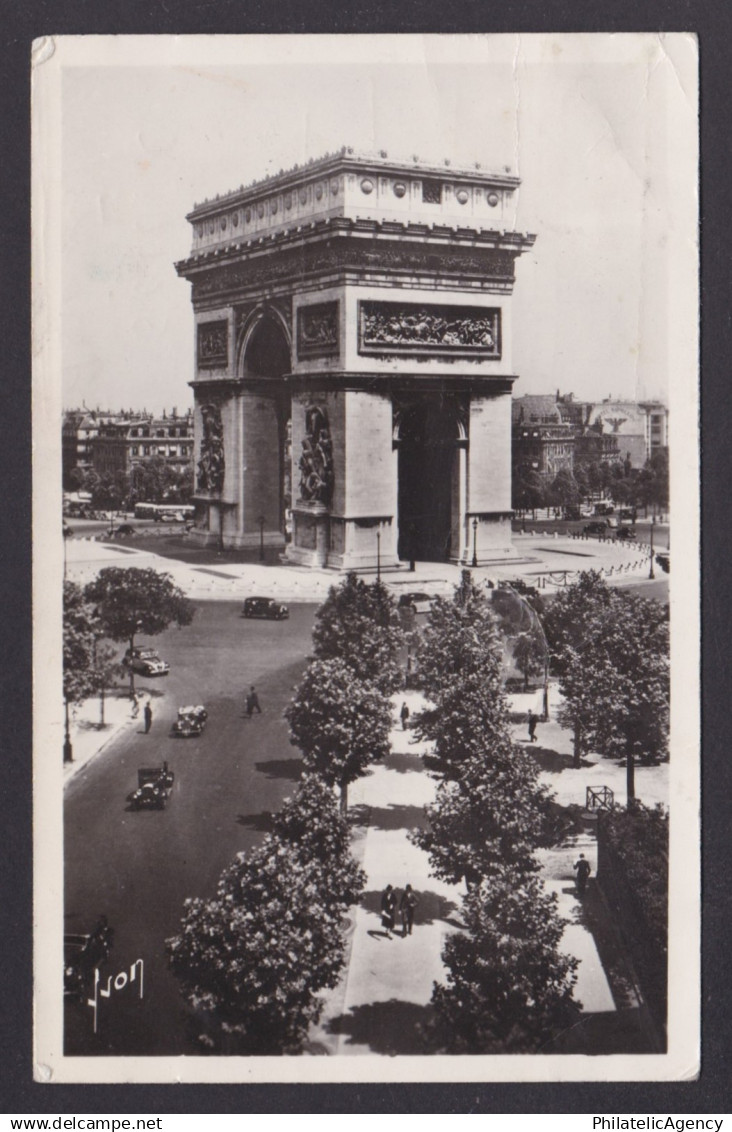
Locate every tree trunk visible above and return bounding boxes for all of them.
[339,781,348,816]
[99,683,106,728]
[626,744,636,806]
[573,722,582,769]
[128,635,136,698]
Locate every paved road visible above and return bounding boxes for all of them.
[64,600,317,1055]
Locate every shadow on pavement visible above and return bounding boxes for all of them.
[235,811,274,832]
[367,803,428,832]
[253,758,303,782]
[570,882,646,1018]
[361,888,459,926]
[383,750,425,775]
[327,999,435,1055]
[526,746,594,773]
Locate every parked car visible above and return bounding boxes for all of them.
[594,503,614,516]
[122,646,170,676]
[64,917,113,998]
[111,523,136,537]
[616,526,637,540]
[499,578,538,597]
[583,521,609,536]
[241,596,289,620]
[398,592,434,615]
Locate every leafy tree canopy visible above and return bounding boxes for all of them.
[312,573,405,693]
[543,572,669,769]
[84,567,195,648]
[272,775,366,907]
[416,571,503,702]
[286,659,391,810]
[168,838,347,1054]
[433,869,579,1052]
[412,737,559,886]
[63,581,97,704]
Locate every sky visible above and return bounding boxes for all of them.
[48,34,697,415]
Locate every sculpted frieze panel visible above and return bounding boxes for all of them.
[297,301,340,359]
[360,301,501,358]
[197,320,228,367]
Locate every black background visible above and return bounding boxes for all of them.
[2,0,726,1115]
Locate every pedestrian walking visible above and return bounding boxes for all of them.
[527,709,538,743]
[400,701,410,731]
[245,686,262,718]
[143,702,152,734]
[400,884,419,936]
[573,853,591,894]
[380,884,397,938]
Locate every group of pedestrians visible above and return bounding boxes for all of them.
[380,883,419,939]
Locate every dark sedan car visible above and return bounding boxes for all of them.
[242,596,289,620]
[583,521,609,536]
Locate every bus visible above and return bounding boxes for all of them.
[134,503,195,523]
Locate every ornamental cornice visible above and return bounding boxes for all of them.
[176,216,535,279]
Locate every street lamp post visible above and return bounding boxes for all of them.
[376,530,381,585]
[648,515,655,580]
[63,698,73,764]
[258,514,265,562]
[471,517,478,568]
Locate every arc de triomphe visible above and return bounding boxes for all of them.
[175,149,535,570]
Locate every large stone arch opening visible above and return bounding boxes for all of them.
[240,313,292,538]
[397,399,462,563]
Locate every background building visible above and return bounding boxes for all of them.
[90,410,194,477]
[512,391,667,489]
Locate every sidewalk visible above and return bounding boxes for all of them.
[63,688,139,787]
[311,688,656,1056]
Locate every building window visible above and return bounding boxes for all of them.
[143,445,150,456]
[421,179,442,204]
[131,446,139,456]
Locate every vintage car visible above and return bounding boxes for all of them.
[122,646,170,676]
[616,526,637,540]
[397,592,434,615]
[241,596,289,620]
[582,521,609,536]
[130,765,174,809]
[64,917,113,998]
[172,705,208,737]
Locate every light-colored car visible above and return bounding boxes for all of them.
[122,646,170,676]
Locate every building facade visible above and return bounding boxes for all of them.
[512,392,667,487]
[176,149,536,568]
[90,411,194,477]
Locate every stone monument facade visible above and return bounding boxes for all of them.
[175,149,536,568]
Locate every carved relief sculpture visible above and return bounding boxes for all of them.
[298,406,334,506]
[197,403,225,494]
[359,301,501,357]
[296,301,340,359]
[197,321,228,367]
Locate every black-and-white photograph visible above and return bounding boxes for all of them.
[32,33,698,1083]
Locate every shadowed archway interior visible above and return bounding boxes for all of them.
[397,399,459,563]
[242,316,291,533]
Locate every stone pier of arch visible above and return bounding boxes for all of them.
[175,149,536,570]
